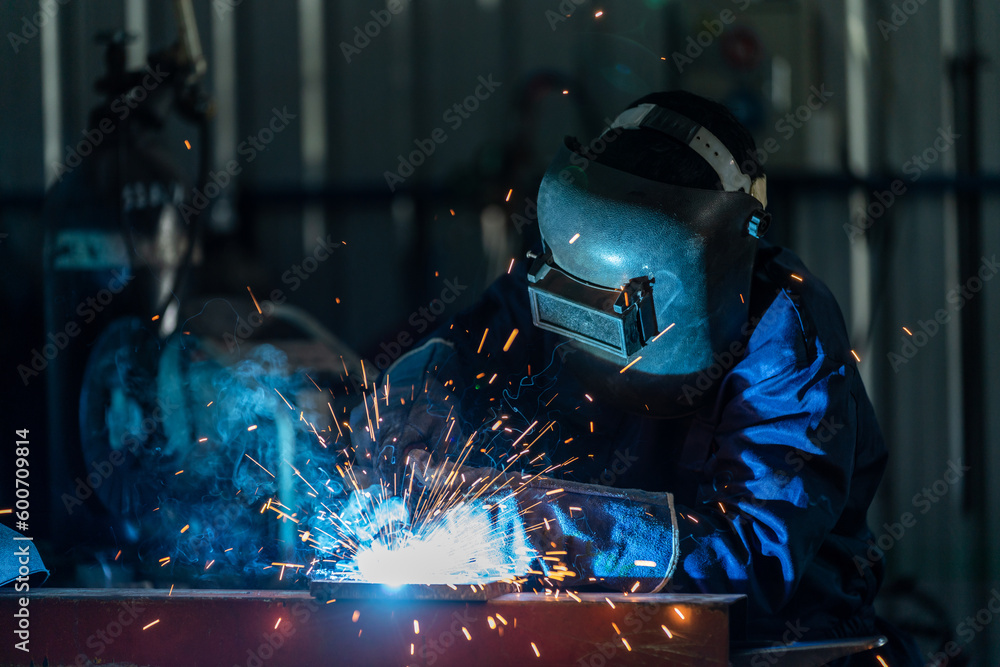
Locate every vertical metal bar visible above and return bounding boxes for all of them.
[937,0,969,529]
[844,0,873,380]
[124,0,148,71]
[298,0,326,254]
[41,0,63,187]
[210,0,238,233]
[409,0,430,308]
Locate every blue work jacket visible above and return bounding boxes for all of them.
[359,241,919,664]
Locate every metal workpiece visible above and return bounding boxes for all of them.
[308,578,520,601]
[0,589,744,666]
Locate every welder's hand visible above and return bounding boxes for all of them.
[349,377,467,495]
[407,451,679,592]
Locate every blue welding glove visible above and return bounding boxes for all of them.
[350,339,469,492]
[511,479,679,592]
[407,450,679,593]
[0,524,48,588]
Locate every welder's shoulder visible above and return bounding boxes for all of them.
[745,243,855,371]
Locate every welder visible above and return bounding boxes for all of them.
[351,91,921,665]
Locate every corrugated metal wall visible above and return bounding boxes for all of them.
[1,0,997,662]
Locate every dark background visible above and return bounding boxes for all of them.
[1,0,998,663]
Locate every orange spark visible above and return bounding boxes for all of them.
[568,233,580,244]
[651,322,676,342]
[619,356,642,373]
[244,453,274,478]
[247,286,262,314]
[503,328,519,351]
[143,619,160,630]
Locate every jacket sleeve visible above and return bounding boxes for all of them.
[545,335,857,604]
[664,293,860,615]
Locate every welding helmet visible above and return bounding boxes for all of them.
[528,103,769,416]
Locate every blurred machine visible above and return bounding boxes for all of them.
[38,1,370,589]
[41,1,210,568]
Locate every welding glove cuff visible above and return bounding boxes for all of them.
[516,483,680,593]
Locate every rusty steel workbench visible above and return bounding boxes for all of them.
[0,588,746,666]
